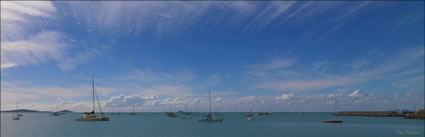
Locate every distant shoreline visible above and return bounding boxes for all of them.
[1,109,74,113]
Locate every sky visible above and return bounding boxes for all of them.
[1,1,424,112]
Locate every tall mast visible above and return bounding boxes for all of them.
[15,102,18,115]
[209,91,211,114]
[92,78,95,113]
[414,104,416,112]
[334,97,336,113]
[261,101,264,113]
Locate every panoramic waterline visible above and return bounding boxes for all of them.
[2,112,424,137]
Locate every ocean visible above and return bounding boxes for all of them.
[1,112,424,137]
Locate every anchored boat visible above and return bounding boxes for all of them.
[12,102,21,120]
[246,97,254,121]
[324,95,343,123]
[75,78,109,121]
[166,112,178,118]
[129,105,136,115]
[199,91,223,122]
[324,120,343,123]
[165,104,178,118]
[247,112,254,121]
[12,113,20,120]
[50,105,60,116]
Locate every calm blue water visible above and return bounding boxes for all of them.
[1,112,424,137]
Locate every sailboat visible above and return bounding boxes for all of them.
[50,105,60,116]
[199,91,223,122]
[183,104,192,115]
[246,97,254,121]
[165,104,178,118]
[129,105,136,115]
[256,100,265,116]
[75,78,110,121]
[179,104,192,119]
[12,102,21,120]
[324,96,343,123]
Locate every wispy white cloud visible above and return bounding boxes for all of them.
[62,1,215,36]
[253,47,424,91]
[348,89,362,97]
[244,1,296,30]
[392,9,423,31]
[206,74,220,86]
[1,31,67,69]
[1,2,62,69]
[139,85,196,97]
[97,69,198,94]
[392,75,425,88]
[332,1,371,22]
[1,90,41,104]
[0,80,118,105]
[258,77,357,91]
[1,1,56,41]
[1,1,55,18]
[1,1,106,71]
[61,1,373,36]
[247,57,296,79]
[58,47,104,71]
[350,59,370,71]
[276,93,294,100]
[318,2,372,40]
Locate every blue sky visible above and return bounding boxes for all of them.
[1,1,424,112]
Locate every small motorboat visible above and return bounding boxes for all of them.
[247,112,254,121]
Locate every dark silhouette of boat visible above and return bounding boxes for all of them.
[12,102,22,120]
[50,112,60,116]
[199,91,223,122]
[166,112,178,118]
[324,95,343,123]
[129,105,136,115]
[324,120,343,123]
